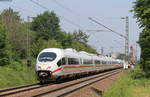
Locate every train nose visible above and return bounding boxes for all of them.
[39,72,48,77]
[38,71,52,78]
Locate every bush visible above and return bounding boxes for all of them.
[130,65,146,79]
[0,24,11,66]
[143,60,150,78]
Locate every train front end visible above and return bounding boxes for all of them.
[36,48,62,83]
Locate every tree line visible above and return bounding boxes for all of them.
[0,8,97,66]
[132,0,150,77]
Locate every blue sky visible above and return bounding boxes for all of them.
[0,0,140,58]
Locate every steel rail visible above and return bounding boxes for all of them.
[0,83,52,97]
[0,68,122,97]
[33,69,122,97]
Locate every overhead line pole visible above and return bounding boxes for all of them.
[88,17,126,38]
[121,16,129,60]
[27,16,32,66]
[88,17,129,61]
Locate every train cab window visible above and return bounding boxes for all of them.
[68,58,79,65]
[38,52,56,62]
[57,57,66,67]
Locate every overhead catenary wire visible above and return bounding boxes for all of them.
[30,0,84,30]
[51,0,73,13]
[50,0,124,31]
[10,3,38,16]
[50,0,83,18]
[49,0,124,36]
[88,17,126,39]
[30,0,49,10]
[29,0,123,55]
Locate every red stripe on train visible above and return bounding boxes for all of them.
[52,67,62,73]
[63,65,94,68]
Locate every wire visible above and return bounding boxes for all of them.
[30,0,84,30]
[50,0,81,17]
[88,17,126,39]
[10,4,37,15]
[30,0,49,10]
[60,16,83,29]
[51,0,72,13]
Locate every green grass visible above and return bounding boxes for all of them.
[0,61,38,89]
[103,66,150,97]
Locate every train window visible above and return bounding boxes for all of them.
[83,59,93,65]
[57,57,66,67]
[102,61,107,65]
[38,52,56,62]
[68,58,79,65]
[95,60,100,65]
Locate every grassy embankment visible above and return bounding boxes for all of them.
[0,61,38,89]
[103,66,150,97]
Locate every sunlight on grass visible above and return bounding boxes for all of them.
[103,66,150,97]
[0,61,38,89]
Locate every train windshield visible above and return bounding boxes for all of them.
[38,52,57,62]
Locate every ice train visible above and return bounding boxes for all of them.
[36,48,124,83]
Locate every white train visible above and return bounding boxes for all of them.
[36,48,124,83]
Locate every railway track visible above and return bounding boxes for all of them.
[33,69,122,97]
[0,83,51,97]
[0,68,122,97]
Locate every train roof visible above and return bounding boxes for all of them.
[38,48,123,61]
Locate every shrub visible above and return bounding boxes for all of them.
[130,65,145,79]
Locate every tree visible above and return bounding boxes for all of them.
[0,8,21,41]
[31,11,61,40]
[0,8,29,59]
[31,39,62,57]
[132,0,150,75]
[73,30,89,44]
[0,24,11,65]
[61,32,74,48]
[116,53,126,60]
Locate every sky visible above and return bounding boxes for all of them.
[0,0,141,58]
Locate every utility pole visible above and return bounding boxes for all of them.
[88,17,128,61]
[121,16,129,60]
[27,16,31,66]
[101,47,104,55]
[135,42,138,61]
[126,16,129,59]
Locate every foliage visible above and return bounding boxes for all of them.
[103,68,150,97]
[116,53,126,60]
[0,8,98,88]
[31,11,61,41]
[130,65,146,79]
[31,39,62,57]
[132,0,150,28]
[31,12,96,54]
[0,8,30,59]
[60,32,74,48]
[0,61,38,89]
[0,8,97,62]
[0,24,11,66]
[132,0,150,76]
[72,30,89,44]
[71,41,97,53]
